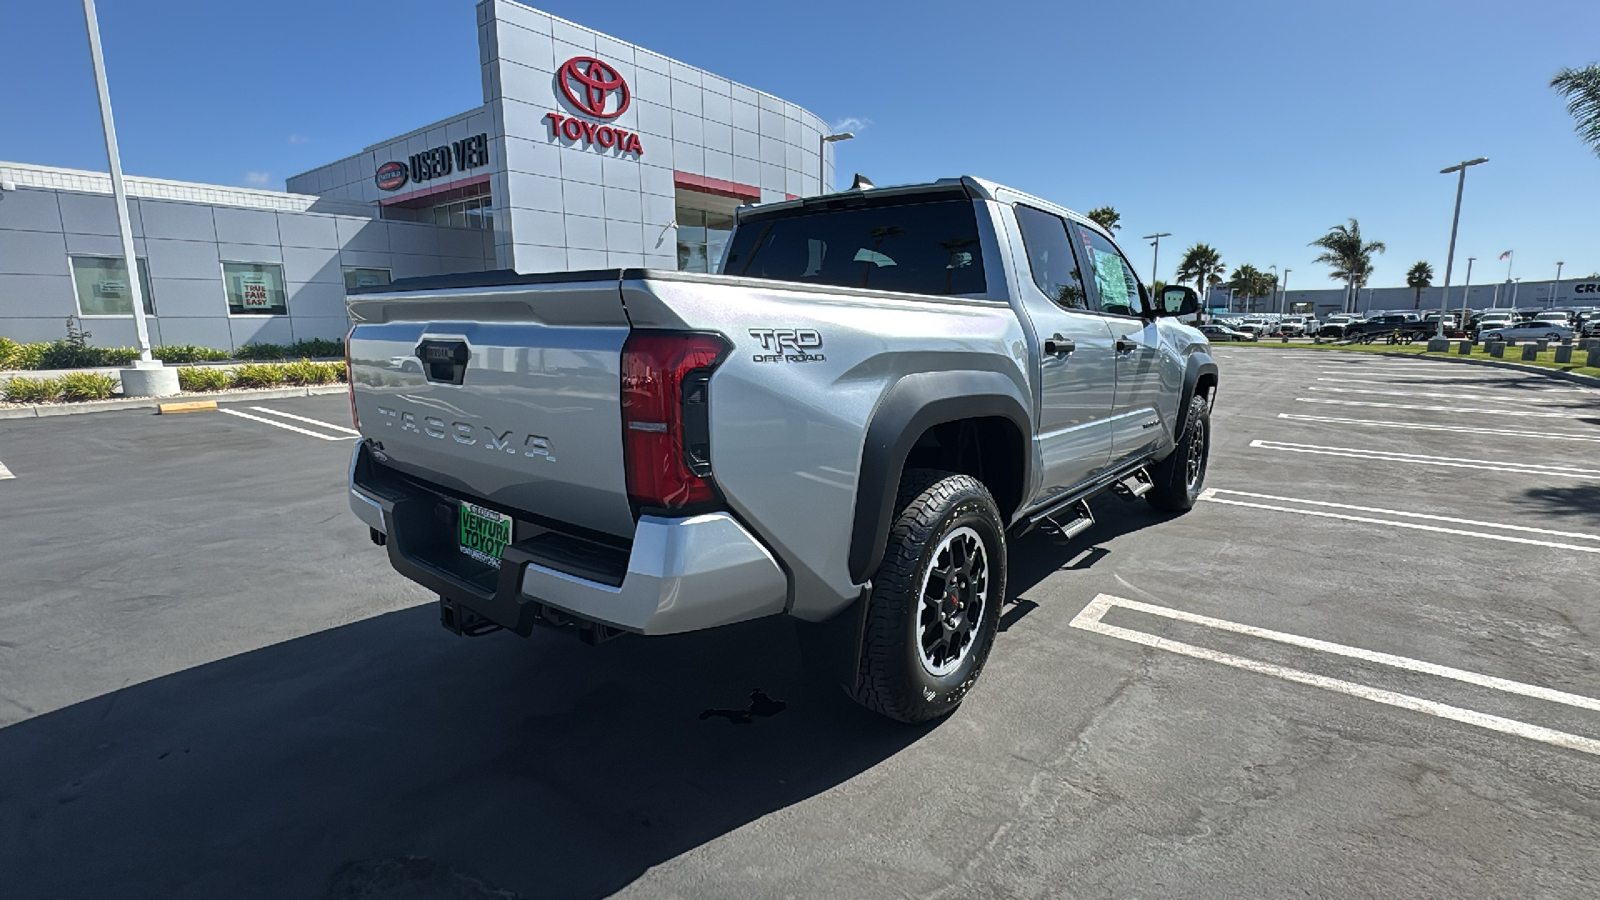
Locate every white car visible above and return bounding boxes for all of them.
[1480,320,1574,342]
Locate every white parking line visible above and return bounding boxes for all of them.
[219,408,356,441]
[1070,594,1600,757]
[1296,397,1581,419]
[1308,386,1568,404]
[0,460,13,480]
[247,406,360,435]
[1197,488,1600,552]
[1276,413,1600,443]
[1248,439,1600,478]
[1316,376,1595,394]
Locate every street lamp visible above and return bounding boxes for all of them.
[1268,264,1278,314]
[1511,277,1522,307]
[1281,269,1292,314]
[1553,261,1564,308]
[1458,257,1474,334]
[82,0,152,363]
[1436,156,1490,337]
[1141,232,1171,288]
[819,132,853,194]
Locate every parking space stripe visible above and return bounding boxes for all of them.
[1308,386,1569,404]
[1249,440,1600,478]
[1296,398,1582,419]
[218,408,356,441]
[1276,413,1600,442]
[1197,489,1600,552]
[1315,376,1595,394]
[246,406,360,435]
[0,460,13,480]
[1070,594,1600,758]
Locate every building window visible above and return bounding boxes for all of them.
[68,255,156,316]
[343,267,392,290]
[431,196,493,230]
[675,208,734,273]
[222,262,289,315]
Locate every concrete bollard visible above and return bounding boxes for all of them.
[1281,335,1289,344]
[1488,341,1506,358]
[118,361,181,398]
[1427,337,1450,352]
[1555,344,1574,364]
[1457,340,1472,355]
[1589,347,1600,368]
[1535,339,1550,353]
[1521,344,1539,361]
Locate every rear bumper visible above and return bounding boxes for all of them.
[347,442,788,636]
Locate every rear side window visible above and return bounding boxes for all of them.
[1014,205,1092,310]
[723,199,986,296]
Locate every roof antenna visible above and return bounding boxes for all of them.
[850,173,875,191]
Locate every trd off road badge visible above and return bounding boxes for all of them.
[749,329,825,363]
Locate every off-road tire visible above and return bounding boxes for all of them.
[849,469,1006,724]
[1146,394,1211,512]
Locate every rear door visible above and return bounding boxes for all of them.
[1009,204,1116,501]
[1074,224,1173,463]
[346,276,637,539]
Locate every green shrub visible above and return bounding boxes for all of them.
[280,358,341,385]
[235,342,286,361]
[231,363,284,389]
[286,338,344,358]
[154,344,231,364]
[177,366,231,392]
[3,376,62,403]
[7,342,48,370]
[0,337,19,369]
[59,371,118,401]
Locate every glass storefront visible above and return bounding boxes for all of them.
[431,196,493,230]
[676,208,734,273]
[343,267,392,290]
[68,255,156,316]
[222,262,289,315]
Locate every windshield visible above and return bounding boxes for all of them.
[723,199,988,297]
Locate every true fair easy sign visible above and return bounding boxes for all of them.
[545,56,644,156]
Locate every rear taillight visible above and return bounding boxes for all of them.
[345,324,359,429]
[621,331,730,511]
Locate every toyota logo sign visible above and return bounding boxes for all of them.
[558,56,630,119]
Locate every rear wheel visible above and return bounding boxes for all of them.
[849,469,1006,724]
[1546,332,1562,341]
[1147,394,1211,512]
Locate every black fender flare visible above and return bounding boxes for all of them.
[848,370,1032,585]
[1176,352,1219,445]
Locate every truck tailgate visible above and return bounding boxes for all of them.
[347,277,635,539]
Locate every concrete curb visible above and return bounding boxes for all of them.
[0,384,347,420]
[1379,352,1600,388]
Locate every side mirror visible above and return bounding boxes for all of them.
[1158,285,1200,317]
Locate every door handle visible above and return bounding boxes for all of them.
[1115,336,1139,354]
[1043,334,1075,356]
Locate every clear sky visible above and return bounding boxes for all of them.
[5,0,1598,290]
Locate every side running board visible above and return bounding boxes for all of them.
[1040,500,1094,545]
[1110,467,1154,501]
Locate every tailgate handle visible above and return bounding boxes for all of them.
[415,339,471,385]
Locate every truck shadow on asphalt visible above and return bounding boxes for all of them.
[999,496,1172,631]
[1511,485,1600,528]
[0,607,929,900]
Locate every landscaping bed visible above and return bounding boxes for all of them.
[2,360,347,407]
[1231,339,1600,380]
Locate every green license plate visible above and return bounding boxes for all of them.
[458,501,512,568]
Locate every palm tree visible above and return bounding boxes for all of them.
[1551,64,1600,158]
[1175,243,1225,306]
[1086,206,1121,232]
[1405,261,1434,309]
[1228,264,1275,313]
[1309,219,1386,313]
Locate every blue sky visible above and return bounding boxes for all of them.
[5,0,1598,289]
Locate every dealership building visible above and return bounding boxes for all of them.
[0,0,835,350]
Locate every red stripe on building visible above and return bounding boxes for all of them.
[673,171,761,201]
[379,173,491,208]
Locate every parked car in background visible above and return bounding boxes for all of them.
[1275,316,1311,336]
[1343,314,1434,343]
[1199,323,1256,342]
[1480,320,1574,342]
[1319,314,1362,338]
[1581,317,1600,338]
[1236,317,1272,337]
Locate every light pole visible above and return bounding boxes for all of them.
[1436,157,1489,337]
[82,0,152,363]
[1458,257,1474,334]
[1511,277,1521,307]
[1141,232,1171,288]
[1268,264,1278,314]
[819,132,853,194]
[1281,269,1291,314]
[1553,261,1564,308]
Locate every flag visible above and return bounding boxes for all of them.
[1499,251,1512,260]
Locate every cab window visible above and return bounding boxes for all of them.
[1013,205,1092,311]
[1078,227,1144,317]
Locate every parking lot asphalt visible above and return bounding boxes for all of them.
[1,355,1598,899]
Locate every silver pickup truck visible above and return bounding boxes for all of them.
[344,176,1218,723]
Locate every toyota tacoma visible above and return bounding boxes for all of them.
[344,176,1218,723]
